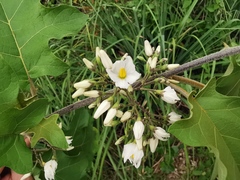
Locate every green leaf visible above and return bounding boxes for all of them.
[0,135,32,174]
[0,0,88,86]
[216,57,240,96]
[55,108,98,180]
[169,79,240,180]
[0,99,48,136]
[55,151,90,180]
[27,114,68,149]
[0,58,19,105]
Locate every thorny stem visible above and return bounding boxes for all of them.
[50,46,240,116]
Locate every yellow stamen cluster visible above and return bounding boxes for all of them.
[118,68,127,79]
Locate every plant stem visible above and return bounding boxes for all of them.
[49,46,240,116]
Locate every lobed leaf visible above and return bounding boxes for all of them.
[0,135,32,174]
[169,79,240,180]
[27,114,68,149]
[0,0,88,87]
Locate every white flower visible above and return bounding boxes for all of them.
[149,138,158,153]
[135,137,143,150]
[147,57,157,69]
[88,102,97,109]
[115,136,125,145]
[122,143,144,168]
[96,47,100,58]
[167,64,180,70]
[83,58,94,70]
[44,160,58,180]
[106,56,141,89]
[116,110,123,118]
[73,80,92,89]
[103,108,117,126]
[72,80,93,98]
[99,50,113,69]
[65,136,74,151]
[72,88,85,98]
[93,99,111,119]
[155,45,161,54]
[120,111,132,122]
[161,86,180,104]
[168,111,182,124]
[153,127,170,141]
[66,136,73,145]
[144,40,153,56]
[133,121,145,140]
[83,90,99,97]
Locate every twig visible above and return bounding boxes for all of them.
[50,46,240,116]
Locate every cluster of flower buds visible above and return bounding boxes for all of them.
[142,40,180,73]
[72,40,184,169]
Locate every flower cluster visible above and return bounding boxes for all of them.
[72,40,184,169]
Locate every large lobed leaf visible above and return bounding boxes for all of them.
[0,0,88,174]
[169,78,240,180]
[54,108,98,180]
[27,114,68,149]
[0,0,88,86]
[0,98,49,173]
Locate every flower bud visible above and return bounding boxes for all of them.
[120,111,131,122]
[72,88,85,98]
[161,86,180,104]
[74,80,92,89]
[155,45,161,54]
[167,64,180,70]
[148,56,157,69]
[116,110,123,118]
[93,98,112,119]
[103,108,117,126]
[153,127,170,141]
[88,102,97,109]
[149,138,158,153]
[83,58,94,70]
[115,136,125,145]
[144,40,153,56]
[133,121,145,140]
[99,50,113,69]
[83,90,100,97]
[168,111,182,124]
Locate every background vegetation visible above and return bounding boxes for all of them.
[39,0,240,179]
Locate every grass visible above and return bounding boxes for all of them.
[39,0,240,179]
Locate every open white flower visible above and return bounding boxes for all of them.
[44,160,58,180]
[106,56,141,89]
[122,143,144,168]
[161,86,180,104]
[168,111,182,124]
[153,127,170,141]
